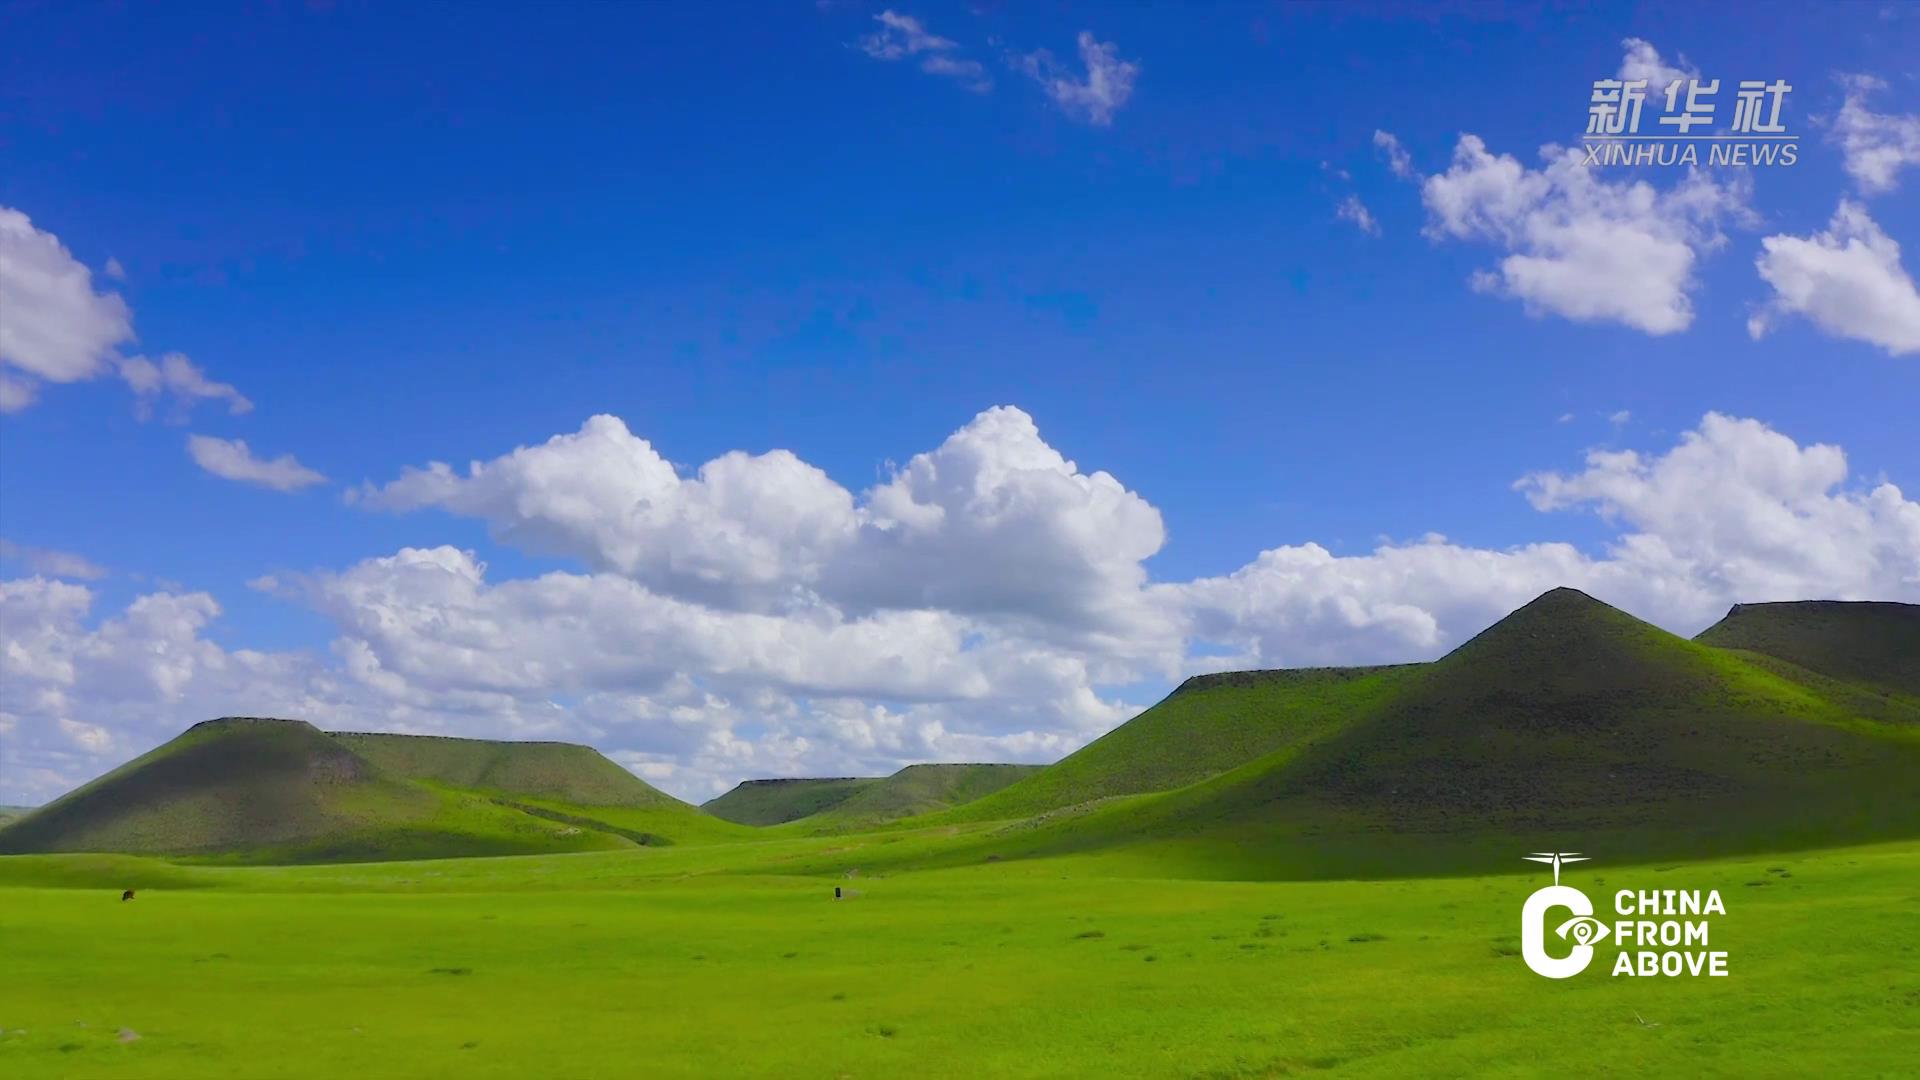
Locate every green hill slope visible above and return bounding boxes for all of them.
[329,731,680,807]
[703,778,880,825]
[0,719,757,861]
[326,732,754,845]
[804,763,1041,826]
[0,718,631,862]
[945,665,1419,823]
[876,589,1920,878]
[1695,600,1920,697]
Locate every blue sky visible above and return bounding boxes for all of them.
[1,3,1916,802]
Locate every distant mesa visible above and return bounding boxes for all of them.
[4,588,1915,874]
[1695,600,1920,698]
[914,588,1920,877]
[703,778,880,826]
[0,718,743,863]
[704,764,1041,828]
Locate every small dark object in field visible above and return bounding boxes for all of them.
[121,889,135,901]
[835,886,842,899]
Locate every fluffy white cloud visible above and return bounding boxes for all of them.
[1016,31,1138,127]
[0,206,251,415]
[1182,414,1917,668]
[1616,37,1696,99]
[0,207,134,410]
[1337,195,1381,236]
[857,10,991,93]
[0,546,1134,803]
[1831,74,1920,195]
[188,435,328,491]
[836,407,1172,655]
[1749,200,1920,356]
[1421,134,1749,334]
[120,353,253,418]
[356,414,859,606]
[5,410,1915,807]
[357,407,1175,655]
[0,539,107,581]
[1519,412,1919,603]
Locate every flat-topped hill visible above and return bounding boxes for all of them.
[329,731,681,808]
[930,588,1920,877]
[0,718,739,862]
[703,777,880,825]
[1695,600,1919,697]
[806,763,1041,825]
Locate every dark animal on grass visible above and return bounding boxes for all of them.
[121,889,135,902]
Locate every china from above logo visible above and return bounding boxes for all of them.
[1583,76,1796,168]
[1519,852,1730,980]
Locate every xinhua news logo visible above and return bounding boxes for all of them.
[1519,852,1731,980]
[1584,76,1796,168]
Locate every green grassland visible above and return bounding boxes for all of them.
[1,838,1915,1078]
[3,591,1917,1075]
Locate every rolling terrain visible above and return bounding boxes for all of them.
[794,590,1920,878]
[938,664,1418,823]
[2,589,1917,1076]
[704,777,880,825]
[0,719,745,861]
[330,731,681,807]
[708,765,1042,829]
[5,590,1915,875]
[1695,599,1920,697]
[792,763,1042,828]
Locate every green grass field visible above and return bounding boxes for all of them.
[4,593,1915,1075]
[2,836,1915,1077]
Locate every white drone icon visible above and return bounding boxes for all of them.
[1523,851,1589,885]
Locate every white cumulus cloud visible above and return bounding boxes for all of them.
[0,206,252,416]
[1749,200,1920,356]
[1420,134,1749,335]
[0,207,134,410]
[5,410,1915,807]
[357,407,1176,655]
[1616,38,1697,100]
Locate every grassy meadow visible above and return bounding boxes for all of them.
[4,594,1915,1075]
[2,836,1916,1078]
